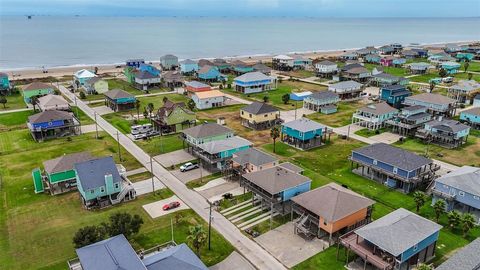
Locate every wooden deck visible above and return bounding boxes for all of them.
[340,232,395,270]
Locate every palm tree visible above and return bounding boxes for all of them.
[464,61,470,73]
[439,68,447,78]
[135,100,141,120]
[461,213,477,237]
[30,96,39,112]
[429,81,435,93]
[282,94,290,104]
[413,191,427,213]
[147,103,154,118]
[0,95,7,109]
[447,210,461,230]
[162,96,169,104]
[187,225,207,256]
[416,263,433,270]
[270,126,280,153]
[433,199,446,222]
[468,72,473,81]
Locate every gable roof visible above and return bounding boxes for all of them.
[74,69,96,79]
[435,238,480,270]
[43,152,93,174]
[451,80,480,92]
[243,165,311,195]
[28,110,73,124]
[309,91,339,101]
[232,148,277,167]
[182,123,232,139]
[355,208,442,257]
[76,234,146,270]
[160,54,178,60]
[104,89,134,100]
[185,81,210,89]
[234,71,271,82]
[292,183,374,223]
[252,62,272,73]
[156,100,193,119]
[405,93,455,105]
[329,80,363,90]
[278,162,304,174]
[37,94,69,108]
[316,60,336,66]
[198,136,252,154]
[22,82,54,91]
[180,59,197,65]
[0,72,8,78]
[435,166,480,197]
[193,90,224,99]
[241,102,279,115]
[198,65,218,75]
[358,102,398,115]
[162,70,184,82]
[353,143,432,171]
[426,119,470,133]
[345,66,370,74]
[198,59,214,67]
[135,70,159,80]
[282,118,325,133]
[85,76,104,85]
[462,106,480,116]
[142,243,208,270]
[74,156,122,191]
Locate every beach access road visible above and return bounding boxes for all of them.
[58,85,287,270]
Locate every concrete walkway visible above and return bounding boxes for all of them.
[126,167,148,176]
[80,124,103,134]
[57,84,287,270]
[0,107,32,114]
[209,251,256,270]
[223,93,252,105]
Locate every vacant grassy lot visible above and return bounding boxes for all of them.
[306,101,365,127]
[107,78,169,95]
[364,63,408,77]
[0,110,34,131]
[354,127,388,138]
[454,72,480,82]
[0,129,233,269]
[0,92,28,111]
[280,70,316,79]
[135,133,185,156]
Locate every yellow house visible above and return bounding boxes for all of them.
[240,102,280,130]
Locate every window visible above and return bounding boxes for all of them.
[249,114,252,118]
[100,187,105,193]
[474,196,479,200]
[413,244,418,251]
[323,220,327,226]
[264,114,268,117]
[90,190,94,194]
[459,191,465,197]
[373,159,378,165]
[115,183,119,189]
[299,132,303,137]
[241,111,244,115]
[393,167,398,174]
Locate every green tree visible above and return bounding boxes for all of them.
[282,93,290,104]
[72,225,105,248]
[187,99,196,111]
[79,91,86,99]
[413,191,427,213]
[103,212,144,239]
[439,68,447,78]
[30,96,39,111]
[187,225,207,256]
[429,81,435,93]
[270,126,280,153]
[147,102,155,118]
[468,72,473,81]
[263,96,269,103]
[433,199,446,222]
[143,107,149,119]
[416,263,433,270]
[464,62,470,72]
[135,99,141,120]
[162,96,169,104]
[0,95,7,108]
[447,210,461,230]
[461,213,477,237]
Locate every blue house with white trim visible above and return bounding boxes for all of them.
[194,136,252,171]
[431,166,480,223]
[341,208,442,270]
[350,143,439,193]
[416,119,470,148]
[460,107,480,129]
[281,118,328,150]
[126,59,145,68]
[233,71,275,94]
[380,85,411,108]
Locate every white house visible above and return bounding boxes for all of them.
[73,69,97,86]
[192,90,226,110]
[315,60,338,77]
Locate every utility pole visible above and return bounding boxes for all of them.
[150,155,155,195]
[116,131,122,161]
[206,201,212,250]
[94,112,99,139]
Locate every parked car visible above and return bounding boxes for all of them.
[442,77,453,83]
[133,133,147,140]
[131,124,153,135]
[180,162,199,172]
[163,201,180,211]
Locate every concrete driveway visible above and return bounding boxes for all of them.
[210,251,256,270]
[142,195,189,218]
[280,108,315,122]
[133,178,165,196]
[154,149,195,168]
[369,132,403,144]
[171,167,212,183]
[92,105,114,115]
[254,222,329,268]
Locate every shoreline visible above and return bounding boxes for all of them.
[1,40,477,80]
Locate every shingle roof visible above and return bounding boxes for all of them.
[292,183,374,223]
[104,89,134,100]
[135,70,159,80]
[76,234,146,270]
[37,94,69,109]
[234,71,272,83]
[243,166,311,195]
[180,59,197,65]
[193,90,224,99]
[162,70,184,82]
[273,55,294,60]
[345,66,370,74]
[341,63,364,71]
[352,143,432,171]
[435,238,480,270]
[355,208,442,257]
[198,65,217,74]
[0,72,8,78]
[28,110,74,124]
[198,136,252,154]
[241,102,279,115]
[278,162,304,174]
[74,156,122,191]
[22,82,54,91]
[316,60,336,66]
[85,76,104,85]
[142,243,208,270]
[405,93,455,105]
[309,91,339,101]
[198,59,214,67]
[329,80,363,91]
[450,80,480,92]
[358,102,398,115]
[435,166,480,197]
[462,106,480,116]
[43,152,93,174]
[185,81,210,89]
[160,54,178,60]
[426,119,470,133]
[182,123,232,139]
[252,63,272,73]
[282,118,325,133]
[232,148,278,167]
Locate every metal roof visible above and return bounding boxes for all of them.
[243,166,311,195]
[74,156,122,191]
[282,118,325,133]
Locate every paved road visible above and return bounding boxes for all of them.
[58,85,286,270]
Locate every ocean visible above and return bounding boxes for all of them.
[0,16,479,70]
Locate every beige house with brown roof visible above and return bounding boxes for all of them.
[191,90,226,110]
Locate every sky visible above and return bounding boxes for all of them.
[0,0,479,17]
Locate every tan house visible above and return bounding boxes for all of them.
[231,148,279,178]
[84,77,109,94]
[38,94,70,111]
[240,102,281,130]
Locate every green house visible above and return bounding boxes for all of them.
[152,100,196,134]
[124,66,136,84]
[21,82,55,103]
[32,152,94,195]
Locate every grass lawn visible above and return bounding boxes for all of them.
[186,172,223,189]
[454,72,480,82]
[71,106,94,125]
[128,171,153,183]
[393,132,480,167]
[137,93,189,112]
[364,63,408,77]
[0,129,233,269]
[293,246,347,270]
[0,110,34,131]
[103,112,139,134]
[354,127,388,138]
[462,61,480,72]
[280,70,316,79]
[0,92,28,111]
[135,133,185,156]
[409,72,442,83]
[306,101,365,127]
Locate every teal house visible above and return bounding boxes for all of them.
[196,136,253,171]
[364,54,381,64]
[456,52,474,61]
[75,156,136,209]
[231,60,254,74]
[281,118,327,150]
[180,59,199,75]
[441,62,461,74]
[104,89,136,112]
[182,122,234,147]
[380,85,411,108]
[460,107,480,129]
[197,65,224,82]
[0,72,10,92]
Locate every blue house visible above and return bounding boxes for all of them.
[387,105,432,136]
[180,59,199,75]
[197,65,224,82]
[364,54,381,64]
[456,52,474,62]
[432,166,480,223]
[281,118,328,150]
[241,165,311,216]
[27,110,81,142]
[441,61,461,74]
[380,85,411,108]
[416,119,470,149]
[350,143,439,193]
[231,60,254,74]
[341,208,442,270]
[138,63,160,76]
[126,59,145,68]
[195,136,252,171]
[233,71,275,94]
[460,107,480,129]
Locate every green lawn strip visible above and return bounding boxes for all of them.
[364,63,408,77]
[186,172,223,189]
[354,127,388,138]
[103,112,136,134]
[454,72,480,82]
[128,171,153,183]
[70,106,94,125]
[106,78,169,95]
[0,110,34,131]
[306,101,365,127]
[135,133,185,156]
[0,92,28,111]
[293,246,347,270]
[248,214,291,235]
[461,61,480,72]
[409,72,442,83]
[219,192,253,211]
[262,142,298,158]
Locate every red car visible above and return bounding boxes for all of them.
[163,201,180,211]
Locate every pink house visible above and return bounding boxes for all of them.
[381,56,394,67]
